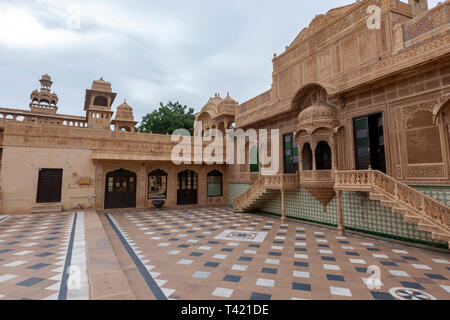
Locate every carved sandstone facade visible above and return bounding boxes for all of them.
[0,0,449,247]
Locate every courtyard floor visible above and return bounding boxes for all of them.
[0,207,449,300]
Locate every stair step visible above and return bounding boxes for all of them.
[31,203,62,214]
[403,215,423,224]
[370,193,387,201]
[380,200,395,207]
[432,232,450,242]
[418,223,440,233]
[392,207,409,215]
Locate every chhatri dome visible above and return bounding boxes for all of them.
[112,99,138,132]
[298,101,338,129]
[29,74,59,114]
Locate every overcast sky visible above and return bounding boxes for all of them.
[0,0,441,122]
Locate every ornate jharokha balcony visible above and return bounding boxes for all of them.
[334,170,450,246]
[233,174,299,212]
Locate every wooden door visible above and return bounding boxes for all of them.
[36,169,63,203]
[177,170,198,205]
[105,169,137,209]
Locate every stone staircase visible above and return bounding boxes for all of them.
[31,202,63,214]
[234,174,299,212]
[335,170,450,246]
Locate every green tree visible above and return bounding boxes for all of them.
[136,101,196,135]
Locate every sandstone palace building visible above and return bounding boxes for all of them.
[0,0,449,249]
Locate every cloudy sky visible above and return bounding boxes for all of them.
[0,0,441,122]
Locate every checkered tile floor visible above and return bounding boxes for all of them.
[0,213,82,300]
[107,207,450,300]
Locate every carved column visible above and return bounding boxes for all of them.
[281,189,286,223]
[336,190,345,236]
[312,142,317,171]
[437,114,449,178]
[331,133,337,175]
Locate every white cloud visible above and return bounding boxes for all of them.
[0,4,72,48]
[0,0,443,123]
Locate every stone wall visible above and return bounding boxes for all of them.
[0,146,95,214]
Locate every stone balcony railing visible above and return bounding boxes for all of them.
[0,107,88,128]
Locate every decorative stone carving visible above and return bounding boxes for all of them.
[404,4,447,41]
[407,165,445,178]
[402,101,437,128]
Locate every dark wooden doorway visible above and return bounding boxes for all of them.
[354,113,386,173]
[105,169,137,209]
[36,169,63,203]
[177,170,198,205]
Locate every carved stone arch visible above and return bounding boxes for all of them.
[315,141,332,170]
[301,142,313,171]
[404,105,443,165]
[93,96,108,107]
[197,110,213,121]
[291,82,339,112]
[433,96,450,124]
[311,126,335,135]
[119,126,132,132]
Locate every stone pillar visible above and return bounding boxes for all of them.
[336,190,345,236]
[281,189,286,223]
[94,161,104,210]
[199,166,207,206]
[437,114,449,178]
[168,168,177,207]
[312,142,317,171]
[138,164,146,209]
[331,135,337,172]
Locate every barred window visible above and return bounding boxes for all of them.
[207,170,223,197]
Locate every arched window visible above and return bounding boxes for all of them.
[207,170,223,197]
[250,147,259,173]
[148,169,168,199]
[93,96,108,107]
[315,141,332,170]
[302,143,313,171]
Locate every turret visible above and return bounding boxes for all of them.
[84,77,116,130]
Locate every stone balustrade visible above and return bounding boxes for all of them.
[300,170,333,182]
[0,108,88,128]
[335,170,450,231]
